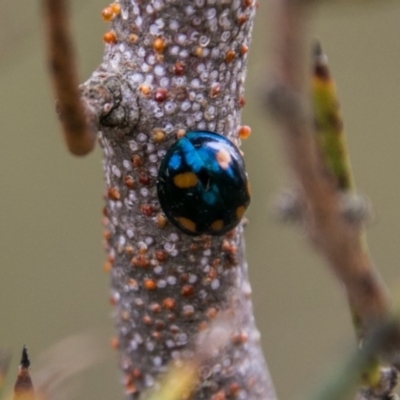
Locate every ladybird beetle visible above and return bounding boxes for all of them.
[157,131,250,236]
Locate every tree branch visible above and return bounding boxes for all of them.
[71,1,277,399]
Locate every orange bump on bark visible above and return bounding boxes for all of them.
[221,240,230,252]
[132,368,142,379]
[238,14,247,25]
[125,245,135,255]
[131,255,150,268]
[139,84,151,96]
[155,213,167,228]
[143,315,153,325]
[211,391,226,400]
[103,261,112,272]
[138,173,151,186]
[194,46,203,57]
[154,88,168,102]
[129,34,139,43]
[206,307,218,320]
[212,258,221,267]
[121,310,130,320]
[149,303,161,313]
[240,44,249,55]
[110,337,119,349]
[124,175,135,188]
[108,187,121,200]
[228,383,240,396]
[110,3,121,15]
[152,129,166,143]
[153,37,167,53]
[239,96,246,108]
[152,331,162,340]
[155,250,168,262]
[144,279,157,290]
[131,154,142,167]
[176,129,186,139]
[162,297,176,310]
[231,332,248,344]
[181,285,194,297]
[127,278,139,290]
[210,83,221,98]
[103,30,117,43]
[140,204,154,216]
[225,49,236,63]
[101,7,114,21]
[173,61,185,76]
[238,125,252,139]
[125,382,137,395]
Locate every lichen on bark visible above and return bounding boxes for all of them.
[82,1,276,399]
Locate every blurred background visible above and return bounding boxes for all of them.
[1,1,400,399]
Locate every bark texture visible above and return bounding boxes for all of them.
[80,1,276,399]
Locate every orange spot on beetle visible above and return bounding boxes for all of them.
[176,217,196,233]
[211,220,224,232]
[236,206,246,220]
[173,172,198,188]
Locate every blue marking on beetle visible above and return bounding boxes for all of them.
[169,153,182,170]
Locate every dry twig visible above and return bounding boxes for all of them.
[266,0,397,396]
[42,0,96,156]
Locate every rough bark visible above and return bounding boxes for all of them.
[79,1,276,399]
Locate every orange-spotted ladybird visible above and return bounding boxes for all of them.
[157,131,250,236]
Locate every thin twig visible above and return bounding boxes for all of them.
[42,0,96,156]
[265,0,398,396]
[266,0,390,342]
